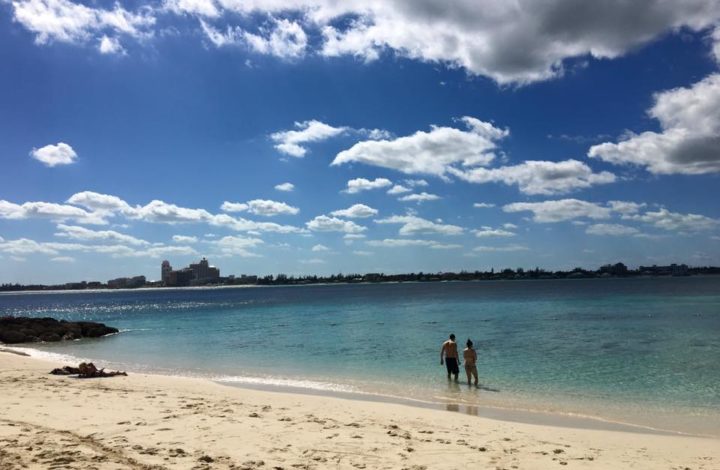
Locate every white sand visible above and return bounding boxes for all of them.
[1,350,718,470]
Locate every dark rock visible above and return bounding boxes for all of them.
[0,331,26,344]
[40,332,61,342]
[0,317,119,344]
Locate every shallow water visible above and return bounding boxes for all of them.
[2,277,719,435]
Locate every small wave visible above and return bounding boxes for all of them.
[4,346,94,365]
[214,375,358,394]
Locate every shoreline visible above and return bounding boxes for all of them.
[1,350,718,470]
[5,344,719,440]
[2,273,719,295]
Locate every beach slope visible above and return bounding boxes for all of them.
[1,351,717,470]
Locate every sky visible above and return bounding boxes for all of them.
[1,0,720,284]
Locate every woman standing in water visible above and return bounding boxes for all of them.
[463,339,478,387]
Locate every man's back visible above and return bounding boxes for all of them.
[443,340,458,359]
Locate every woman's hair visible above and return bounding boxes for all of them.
[466,339,473,347]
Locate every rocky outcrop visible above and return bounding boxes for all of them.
[0,317,119,344]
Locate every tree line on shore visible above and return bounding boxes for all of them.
[1,263,719,292]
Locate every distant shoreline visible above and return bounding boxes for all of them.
[2,272,720,295]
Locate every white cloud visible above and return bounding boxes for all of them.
[387,184,411,195]
[405,179,428,187]
[311,244,329,252]
[30,142,77,167]
[343,233,366,239]
[67,191,133,213]
[333,117,507,177]
[199,16,309,58]
[300,258,325,264]
[315,0,720,84]
[623,208,718,232]
[0,238,63,255]
[5,193,305,234]
[608,201,646,215]
[199,19,242,47]
[306,215,366,233]
[589,74,720,175]
[275,182,295,192]
[50,256,75,262]
[474,228,515,237]
[271,120,347,157]
[503,199,612,223]
[330,204,378,218]
[473,244,529,252]
[98,35,125,54]
[13,1,720,85]
[428,243,464,250]
[353,250,373,256]
[131,200,213,224]
[473,202,495,208]
[398,192,440,203]
[586,223,640,236]
[209,213,303,234]
[451,160,615,195]
[247,199,299,216]
[215,235,263,257]
[366,239,461,249]
[375,215,463,236]
[172,235,198,243]
[222,199,299,217]
[220,201,249,212]
[55,224,149,246]
[344,177,392,194]
[503,223,518,229]
[0,236,199,259]
[11,0,154,46]
[139,245,197,258]
[0,200,107,225]
[165,0,219,18]
[244,18,308,58]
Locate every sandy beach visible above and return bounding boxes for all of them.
[0,350,717,470]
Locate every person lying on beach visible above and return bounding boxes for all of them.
[463,339,478,387]
[50,363,127,378]
[440,334,460,381]
[78,362,127,378]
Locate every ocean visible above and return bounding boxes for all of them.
[2,277,719,436]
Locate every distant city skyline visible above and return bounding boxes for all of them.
[2,1,720,284]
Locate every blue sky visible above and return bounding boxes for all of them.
[1,0,720,284]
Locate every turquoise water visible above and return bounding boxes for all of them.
[2,277,719,435]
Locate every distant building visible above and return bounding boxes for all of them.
[671,263,689,276]
[107,276,146,289]
[166,268,194,287]
[189,258,220,282]
[162,258,220,286]
[161,260,173,285]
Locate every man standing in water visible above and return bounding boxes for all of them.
[463,339,479,387]
[440,334,460,381]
